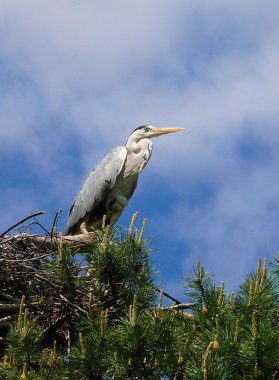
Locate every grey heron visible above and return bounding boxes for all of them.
[64,125,184,235]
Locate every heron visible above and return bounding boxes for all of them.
[64,125,184,235]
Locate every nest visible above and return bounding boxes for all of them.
[0,211,98,349]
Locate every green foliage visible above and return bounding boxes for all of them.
[0,301,69,380]
[1,219,279,379]
[81,223,156,314]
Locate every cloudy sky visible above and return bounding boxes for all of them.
[1,0,279,299]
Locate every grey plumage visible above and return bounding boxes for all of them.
[64,146,127,234]
[65,125,184,235]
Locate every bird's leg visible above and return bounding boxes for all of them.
[109,195,128,225]
[80,221,89,234]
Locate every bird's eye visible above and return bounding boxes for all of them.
[144,127,150,132]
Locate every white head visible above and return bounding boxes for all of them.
[126,125,184,146]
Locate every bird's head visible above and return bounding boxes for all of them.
[127,125,185,144]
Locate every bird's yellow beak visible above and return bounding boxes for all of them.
[153,127,185,136]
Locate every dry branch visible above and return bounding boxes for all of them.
[162,302,195,310]
[154,287,182,305]
[0,231,99,256]
[0,209,99,255]
[0,315,17,326]
[0,303,20,311]
[0,211,46,237]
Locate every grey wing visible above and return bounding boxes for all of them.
[65,146,127,234]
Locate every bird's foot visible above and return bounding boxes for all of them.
[80,221,89,234]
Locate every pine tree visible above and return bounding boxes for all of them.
[0,213,278,379]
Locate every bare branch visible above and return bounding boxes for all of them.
[0,231,99,253]
[0,211,45,237]
[0,293,21,303]
[0,303,20,310]
[59,294,87,315]
[0,315,17,326]
[160,303,195,310]
[154,287,182,305]
[51,208,63,238]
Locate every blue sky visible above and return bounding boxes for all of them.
[1,0,279,299]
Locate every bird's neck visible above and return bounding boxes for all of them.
[126,137,148,154]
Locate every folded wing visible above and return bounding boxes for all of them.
[64,146,127,234]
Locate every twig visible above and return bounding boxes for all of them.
[38,312,72,342]
[161,302,195,310]
[33,216,50,235]
[0,303,20,310]
[59,294,87,315]
[0,253,51,263]
[34,273,61,289]
[51,209,63,238]
[154,287,182,305]
[33,273,84,297]
[0,293,21,303]
[67,329,71,357]
[0,211,45,237]
[0,315,17,326]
